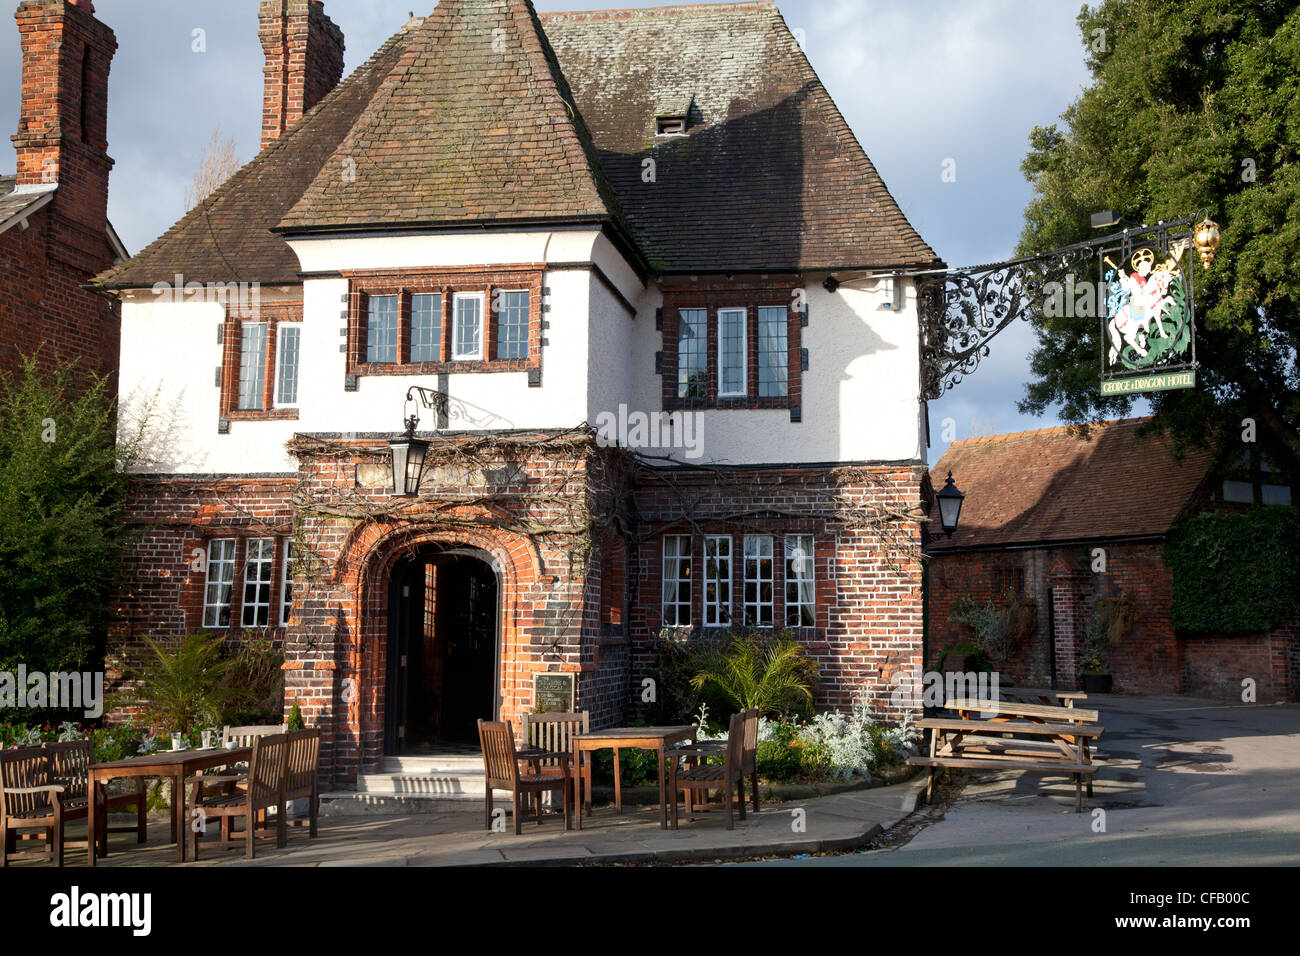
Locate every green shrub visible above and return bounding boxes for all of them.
[219,635,285,724]
[286,702,305,731]
[687,630,818,719]
[935,641,992,673]
[1166,510,1300,633]
[112,634,233,734]
[755,739,803,781]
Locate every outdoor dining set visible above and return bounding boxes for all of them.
[478,708,762,835]
[0,725,321,866]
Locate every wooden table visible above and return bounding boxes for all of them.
[571,726,695,830]
[87,747,251,865]
[1000,686,1088,708]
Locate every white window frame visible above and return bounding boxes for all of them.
[703,535,732,627]
[241,537,275,628]
[202,538,236,629]
[717,307,748,398]
[743,534,774,628]
[495,289,530,360]
[661,534,692,627]
[280,538,294,627]
[452,291,485,360]
[274,322,301,408]
[784,534,815,627]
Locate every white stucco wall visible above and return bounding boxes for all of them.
[118,226,924,474]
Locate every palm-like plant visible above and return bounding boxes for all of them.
[113,634,233,734]
[688,632,818,718]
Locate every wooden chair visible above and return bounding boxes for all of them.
[283,729,321,837]
[187,732,289,860]
[672,709,761,815]
[669,708,759,830]
[478,719,572,835]
[519,710,590,814]
[221,723,288,756]
[1,746,77,866]
[45,741,147,851]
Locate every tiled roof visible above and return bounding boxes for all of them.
[927,417,1217,550]
[0,176,55,228]
[279,0,625,234]
[541,2,940,273]
[95,0,939,287]
[94,29,415,289]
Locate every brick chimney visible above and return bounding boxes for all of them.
[258,0,344,150]
[11,0,116,233]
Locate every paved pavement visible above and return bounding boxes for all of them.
[14,777,924,868]
[750,695,1300,866]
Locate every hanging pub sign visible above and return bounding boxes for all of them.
[1098,225,1199,396]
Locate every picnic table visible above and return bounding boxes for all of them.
[909,697,1103,812]
[999,686,1088,708]
[571,725,695,830]
[87,746,251,865]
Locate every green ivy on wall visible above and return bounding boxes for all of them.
[1165,509,1300,634]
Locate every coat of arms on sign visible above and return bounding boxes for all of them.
[1099,236,1197,395]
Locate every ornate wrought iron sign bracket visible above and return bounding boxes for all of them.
[917,215,1217,400]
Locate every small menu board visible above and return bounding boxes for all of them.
[533,673,575,713]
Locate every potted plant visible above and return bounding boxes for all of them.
[1079,595,1134,693]
[285,702,310,819]
[1079,648,1112,694]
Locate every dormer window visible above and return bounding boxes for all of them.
[655,115,687,136]
[654,94,694,137]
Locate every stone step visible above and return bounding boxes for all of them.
[379,755,483,774]
[358,772,485,796]
[318,791,484,815]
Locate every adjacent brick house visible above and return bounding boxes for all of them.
[93,0,941,788]
[1,0,125,381]
[926,417,1298,702]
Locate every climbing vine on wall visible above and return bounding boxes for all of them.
[1165,509,1300,634]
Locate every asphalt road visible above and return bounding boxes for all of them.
[750,695,1300,867]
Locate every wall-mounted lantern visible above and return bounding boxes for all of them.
[936,471,965,536]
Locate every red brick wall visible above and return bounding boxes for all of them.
[111,447,927,786]
[630,463,926,723]
[3,0,120,381]
[1181,622,1299,703]
[926,540,1182,694]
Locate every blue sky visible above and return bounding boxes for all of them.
[0,0,1128,464]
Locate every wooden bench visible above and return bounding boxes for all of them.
[910,714,1104,812]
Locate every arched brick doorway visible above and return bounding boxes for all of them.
[385,544,501,754]
[335,523,541,775]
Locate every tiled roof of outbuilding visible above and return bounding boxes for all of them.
[926,417,1218,550]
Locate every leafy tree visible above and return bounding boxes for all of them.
[0,356,138,688]
[1017,0,1300,473]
